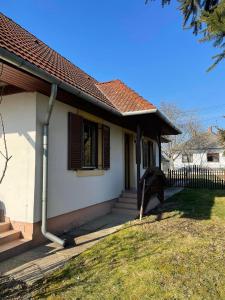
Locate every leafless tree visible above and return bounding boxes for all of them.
[217,127,225,152]
[0,66,12,184]
[160,102,209,169]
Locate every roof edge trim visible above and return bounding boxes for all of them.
[0,47,122,116]
[0,46,180,134]
[122,109,157,116]
[122,109,181,134]
[156,110,181,134]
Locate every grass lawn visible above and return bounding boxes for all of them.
[10,189,225,299]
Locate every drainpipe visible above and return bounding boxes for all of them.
[41,83,66,247]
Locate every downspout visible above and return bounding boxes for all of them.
[41,83,65,247]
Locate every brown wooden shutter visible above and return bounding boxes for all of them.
[68,112,83,170]
[102,125,110,169]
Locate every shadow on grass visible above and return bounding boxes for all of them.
[3,189,225,299]
[0,274,29,300]
[151,188,225,221]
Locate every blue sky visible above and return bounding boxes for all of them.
[1,0,225,129]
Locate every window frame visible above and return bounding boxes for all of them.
[68,113,112,172]
[82,119,98,169]
[142,139,154,169]
[207,152,220,163]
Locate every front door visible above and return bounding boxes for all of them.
[124,134,130,190]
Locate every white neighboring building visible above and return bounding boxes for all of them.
[173,129,225,169]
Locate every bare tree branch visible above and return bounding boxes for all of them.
[0,149,7,160]
[0,63,12,184]
[160,101,210,169]
[0,112,12,184]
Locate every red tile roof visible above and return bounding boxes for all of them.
[96,80,156,112]
[0,13,116,110]
[0,13,156,114]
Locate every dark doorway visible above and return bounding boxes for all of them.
[124,133,131,190]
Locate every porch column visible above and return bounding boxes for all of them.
[158,134,162,170]
[136,123,141,208]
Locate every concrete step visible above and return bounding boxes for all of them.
[112,207,139,216]
[0,222,11,233]
[0,230,21,246]
[118,197,137,204]
[115,202,137,210]
[0,239,32,262]
[122,192,137,199]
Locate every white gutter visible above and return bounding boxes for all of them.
[0,47,180,134]
[122,109,181,134]
[156,110,181,134]
[122,108,157,116]
[41,83,66,247]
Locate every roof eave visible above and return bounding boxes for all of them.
[0,47,122,117]
[122,109,181,135]
[0,47,181,135]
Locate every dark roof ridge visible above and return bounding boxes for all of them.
[96,79,121,85]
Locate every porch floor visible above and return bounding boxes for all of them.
[0,187,182,285]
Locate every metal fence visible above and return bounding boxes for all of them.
[166,165,225,189]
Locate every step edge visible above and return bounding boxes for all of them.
[118,198,137,202]
[0,222,11,233]
[0,229,21,238]
[0,238,31,253]
[115,203,137,208]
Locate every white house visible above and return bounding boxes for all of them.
[0,13,179,258]
[173,128,225,169]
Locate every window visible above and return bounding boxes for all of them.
[68,113,110,171]
[142,140,154,169]
[207,153,219,162]
[83,120,98,168]
[182,154,193,163]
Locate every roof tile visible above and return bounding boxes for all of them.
[96,80,156,112]
[0,13,116,109]
[0,13,157,114]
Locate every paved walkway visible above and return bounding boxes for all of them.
[0,187,182,285]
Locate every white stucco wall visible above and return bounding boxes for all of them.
[0,91,161,224]
[0,92,36,223]
[173,150,225,169]
[34,93,125,222]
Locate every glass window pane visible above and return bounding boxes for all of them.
[207,153,219,162]
[83,121,97,167]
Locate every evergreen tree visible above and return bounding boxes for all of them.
[146,0,225,69]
